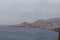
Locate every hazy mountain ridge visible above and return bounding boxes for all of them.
[16,18,60,30]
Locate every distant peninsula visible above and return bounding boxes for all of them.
[16,18,60,30]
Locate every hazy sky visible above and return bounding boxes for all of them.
[0,0,60,25]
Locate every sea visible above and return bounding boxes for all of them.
[0,26,58,40]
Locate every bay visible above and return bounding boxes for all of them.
[0,26,58,40]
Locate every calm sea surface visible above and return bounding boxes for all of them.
[0,26,58,40]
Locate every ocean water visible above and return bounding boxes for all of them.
[0,26,58,40]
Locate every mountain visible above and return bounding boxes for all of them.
[35,18,60,24]
[34,19,46,24]
[46,18,60,23]
[16,18,60,29]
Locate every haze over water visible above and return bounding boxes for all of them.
[0,0,60,25]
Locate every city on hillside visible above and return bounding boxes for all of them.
[16,18,60,30]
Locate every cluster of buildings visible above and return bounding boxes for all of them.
[16,22,60,30]
[16,18,60,32]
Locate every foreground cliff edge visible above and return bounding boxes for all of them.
[57,32,60,40]
[52,28,60,40]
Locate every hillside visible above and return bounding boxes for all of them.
[17,18,60,29]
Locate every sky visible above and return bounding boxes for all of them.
[0,0,60,25]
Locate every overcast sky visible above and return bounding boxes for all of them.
[0,0,60,25]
